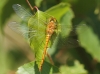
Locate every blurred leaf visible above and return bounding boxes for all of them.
[61,0,79,4]
[60,60,88,74]
[72,0,96,15]
[46,3,70,22]
[40,0,58,11]
[0,0,8,30]
[35,0,43,7]
[0,35,8,74]
[0,0,9,74]
[0,0,7,11]
[77,22,100,61]
[16,61,59,74]
[60,8,74,38]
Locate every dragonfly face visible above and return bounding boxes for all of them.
[49,17,57,23]
[46,17,57,36]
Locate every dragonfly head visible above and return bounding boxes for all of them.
[49,17,57,23]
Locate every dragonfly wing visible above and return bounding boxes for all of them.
[12,4,32,21]
[28,15,47,70]
[28,12,47,51]
[8,22,30,40]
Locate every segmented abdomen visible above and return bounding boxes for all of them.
[39,34,51,71]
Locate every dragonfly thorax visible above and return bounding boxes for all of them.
[46,17,57,35]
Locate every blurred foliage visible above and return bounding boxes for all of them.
[60,60,88,74]
[1,0,100,74]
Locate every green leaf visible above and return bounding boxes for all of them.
[77,22,100,61]
[28,10,58,70]
[60,60,88,74]
[16,61,59,74]
[60,8,74,38]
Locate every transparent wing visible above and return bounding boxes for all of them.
[28,13,47,48]
[8,22,36,40]
[12,4,32,21]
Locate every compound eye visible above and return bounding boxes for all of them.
[53,18,57,22]
[50,17,56,22]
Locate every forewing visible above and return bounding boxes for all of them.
[28,11,47,51]
[8,22,31,40]
[12,4,32,21]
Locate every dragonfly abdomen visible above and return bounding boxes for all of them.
[39,34,51,71]
[39,17,57,71]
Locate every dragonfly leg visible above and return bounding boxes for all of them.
[47,53,54,65]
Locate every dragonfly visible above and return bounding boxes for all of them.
[9,0,59,71]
